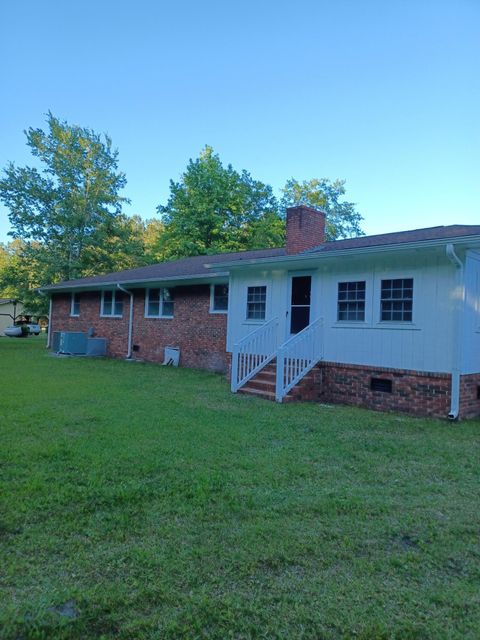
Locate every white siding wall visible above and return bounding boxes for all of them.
[462,250,480,374]
[227,249,458,374]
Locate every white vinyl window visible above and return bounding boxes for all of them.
[145,288,174,318]
[101,290,123,317]
[337,281,366,322]
[246,286,266,320]
[70,292,80,317]
[380,278,413,322]
[210,284,229,313]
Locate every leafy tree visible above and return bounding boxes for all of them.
[281,178,364,240]
[0,112,133,286]
[140,218,167,263]
[157,146,283,258]
[0,239,46,315]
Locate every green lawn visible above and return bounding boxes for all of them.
[1,338,479,639]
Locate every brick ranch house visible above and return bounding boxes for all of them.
[41,206,480,419]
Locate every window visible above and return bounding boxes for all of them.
[380,278,413,322]
[211,284,229,313]
[246,286,266,320]
[146,288,174,318]
[70,292,80,316]
[101,290,123,317]
[337,281,365,322]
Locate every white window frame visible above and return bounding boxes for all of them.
[378,277,414,324]
[209,283,229,314]
[145,287,174,319]
[100,290,124,318]
[336,280,366,323]
[70,292,80,317]
[245,284,268,322]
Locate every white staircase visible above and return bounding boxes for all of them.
[231,317,324,403]
[230,317,279,393]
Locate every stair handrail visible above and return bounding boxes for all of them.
[231,317,279,392]
[275,317,324,402]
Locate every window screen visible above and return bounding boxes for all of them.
[337,281,366,321]
[246,286,266,320]
[71,293,80,316]
[381,279,413,322]
[212,284,229,311]
[147,288,174,317]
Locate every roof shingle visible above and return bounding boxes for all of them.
[41,224,480,291]
[308,225,480,253]
[42,247,286,290]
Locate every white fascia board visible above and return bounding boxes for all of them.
[205,236,480,271]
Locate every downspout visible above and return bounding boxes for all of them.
[446,244,464,420]
[47,295,53,349]
[117,283,134,359]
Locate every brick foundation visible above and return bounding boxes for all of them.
[314,362,452,418]
[51,286,227,373]
[459,373,480,419]
[228,357,480,419]
[291,362,480,419]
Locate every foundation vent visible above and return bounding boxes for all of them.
[371,377,393,393]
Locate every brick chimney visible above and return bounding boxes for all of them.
[286,205,326,255]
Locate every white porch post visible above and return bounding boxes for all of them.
[231,345,239,392]
[275,346,285,402]
[47,295,53,348]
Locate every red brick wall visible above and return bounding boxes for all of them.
[50,285,228,372]
[286,206,326,255]
[459,373,480,419]
[316,362,452,418]
[132,285,227,372]
[50,291,130,358]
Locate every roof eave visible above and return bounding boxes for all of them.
[205,235,480,270]
[39,271,229,294]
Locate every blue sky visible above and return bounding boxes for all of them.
[0,0,478,243]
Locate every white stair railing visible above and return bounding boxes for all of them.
[231,317,279,392]
[275,317,324,402]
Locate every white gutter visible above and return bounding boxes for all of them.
[446,244,465,420]
[47,295,53,349]
[116,283,134,359]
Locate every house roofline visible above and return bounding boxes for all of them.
[39,271,229,294]
[205,235,480,270]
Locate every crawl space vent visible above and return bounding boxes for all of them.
[370,378,393,393]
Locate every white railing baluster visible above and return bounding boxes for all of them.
[275,317,324,402]
[231,317,279,392]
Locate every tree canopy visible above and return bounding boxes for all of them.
[0,118,364,313]
[156,146,284,259]
[156,148,364,260]
[0,113,144,312]
[281,178,364,240]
